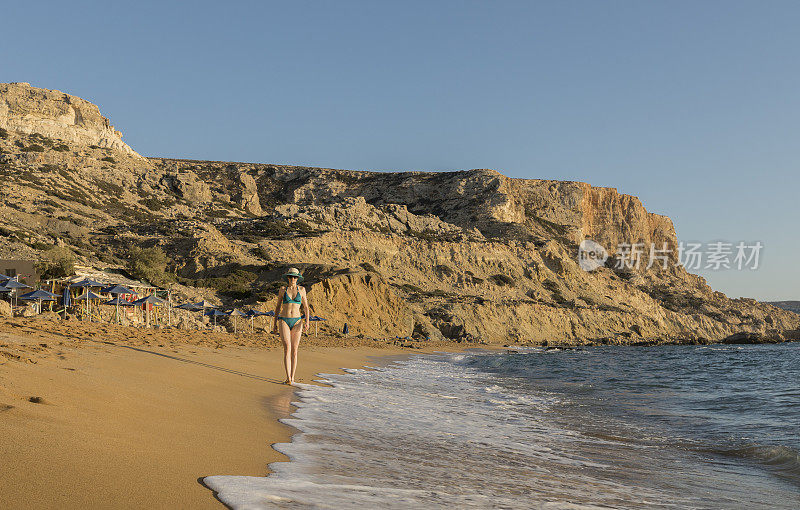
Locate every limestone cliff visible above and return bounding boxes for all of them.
[0,82,141,157]
[0,83,797,344]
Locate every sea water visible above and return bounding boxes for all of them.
[204,344,800,509]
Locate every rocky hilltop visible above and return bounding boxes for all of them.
[0,82,140,157]
[0,83,797,344]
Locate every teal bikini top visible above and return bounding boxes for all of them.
[282,287,302,304]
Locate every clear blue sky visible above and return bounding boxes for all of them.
[4,1,799,300]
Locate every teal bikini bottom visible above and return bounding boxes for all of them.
[278,315,305,329]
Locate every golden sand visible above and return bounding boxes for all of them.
[0,318,467,509]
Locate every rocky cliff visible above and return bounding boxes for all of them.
[0,83,797,344]
[0,83,141,157]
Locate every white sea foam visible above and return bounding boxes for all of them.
[204,353,699,509]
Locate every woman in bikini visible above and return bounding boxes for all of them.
[272,267,310,385]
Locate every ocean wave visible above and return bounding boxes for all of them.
[207,348,800,509]
[703,443,800,485]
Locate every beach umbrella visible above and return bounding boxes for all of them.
[226,308,247,334]
[19,289,58,314]
[74,291,102,300]
[193,300,216,317]
[175,302,202,311]
[245,309,258,332]
[245,309,271,332]
[250,310,275,331]
[175,302,203,329]
[131,295,166,306]
[0,274,11,281]
[61,287,71,319]
[4,278,32,308]
[102,291,135,324]
[102,285,135,324]
[309,315,327,337]
[20,290,58,300]
[74,290,103,322]
[204,308,226,327]
[260,310,275,331]
[102,284,134,295]
[4,279,31,289]
[131,295,165,327]
[71,279,105,321]
[245,310,272,331]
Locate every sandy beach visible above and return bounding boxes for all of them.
[0,318,461,509]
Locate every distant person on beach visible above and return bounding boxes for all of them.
[272,267,309,385]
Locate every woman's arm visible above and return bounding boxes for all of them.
[273,286,285,331]
[302,287,310,329]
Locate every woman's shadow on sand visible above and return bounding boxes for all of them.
[113,344,285,384]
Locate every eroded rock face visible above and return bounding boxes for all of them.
[0,82,141,158]
[1,84,796,344]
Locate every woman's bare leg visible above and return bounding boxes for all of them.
[289,322,303,383]
[279,320,292,384]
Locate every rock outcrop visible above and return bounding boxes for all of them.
[0,82,141,157]
[0,83,797,345]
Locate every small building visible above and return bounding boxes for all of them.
[0,259,39,286]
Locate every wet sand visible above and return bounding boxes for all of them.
[0,318,464,509]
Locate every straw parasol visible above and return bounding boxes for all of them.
[226,308,247,334]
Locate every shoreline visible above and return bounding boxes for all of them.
[0,317,469,509]
[199,350,422,505]
[2,316,793,508]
